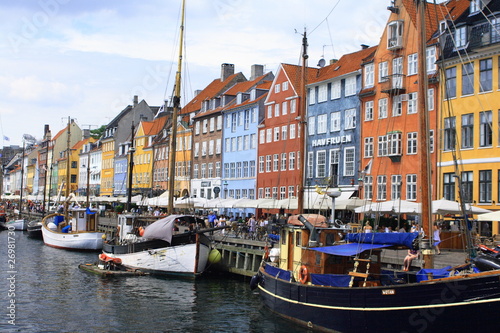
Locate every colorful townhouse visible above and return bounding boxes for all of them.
[100,96,157,197]
[439,0,500,235]
[257,63,316,214]
[186,63,246,200]
[77,137,97,198]
[358,0,462,209]
[131,114,167,198]
[306,45,377,219]
[220,68,274,216]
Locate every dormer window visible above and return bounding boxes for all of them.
[387,20,403,49]
[470,0,485,14]
[454,26,467,49]
[237,92,243,104]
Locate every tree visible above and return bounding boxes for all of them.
[90,125,106,140]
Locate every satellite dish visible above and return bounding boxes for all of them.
[317,58,326,68]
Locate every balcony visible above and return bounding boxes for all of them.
[380,74,406,95]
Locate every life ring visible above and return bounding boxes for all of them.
[139,226,145,237]
[299,265,308,284]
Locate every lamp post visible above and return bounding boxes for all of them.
[327,189,341,226]
[223,180,228,199]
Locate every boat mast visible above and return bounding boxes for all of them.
[416,0,434,269]
[297,28,308,214]
[19,138,26,219]
[127,121,135,212]
[65,116,71,222]
[167,0,186,214]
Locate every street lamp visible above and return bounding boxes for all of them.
[327,189,341,227]
[223,180,228,199]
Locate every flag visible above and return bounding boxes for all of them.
[3,136,9,141]
[362,160,372,175]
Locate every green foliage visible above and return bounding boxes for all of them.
[90,125,106,139]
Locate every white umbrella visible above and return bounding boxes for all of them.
[335,197,370,210]
[478,211,500,221]
[354,200,421,214]
[432,198,491,215]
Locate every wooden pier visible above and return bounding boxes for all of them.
[210,234,268,277]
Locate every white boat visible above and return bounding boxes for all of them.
[41,207,104,250]
[102,214,212,277]
[0,219,28,231]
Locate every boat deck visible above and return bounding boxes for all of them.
[78,263,149,277]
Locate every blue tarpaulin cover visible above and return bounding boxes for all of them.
[416,266,452,282]
[310,274,351,287]
[264,264,291,281]
[346,232,418,249]
[311,243,392,256]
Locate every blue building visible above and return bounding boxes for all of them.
[306,46,377,216]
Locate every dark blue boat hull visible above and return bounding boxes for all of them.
[258,265,500,333]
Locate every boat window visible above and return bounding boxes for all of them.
[281,229,286,245]
[126,218,133,226]
[296,231,302,246]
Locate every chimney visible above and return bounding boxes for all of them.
[83,129,90,139]
[194,89,202,96]
[221,63,235,81]
[330,59,338,65]
[250,64,264,80]
[361,44,369,50]
[133,95,138,107]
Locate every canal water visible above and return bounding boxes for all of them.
[0,230,305,333]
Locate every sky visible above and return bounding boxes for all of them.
[0,0,392,147]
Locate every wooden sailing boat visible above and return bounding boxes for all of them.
[41,118,104,250]
[101,0,214,277]
[253,1,500,332]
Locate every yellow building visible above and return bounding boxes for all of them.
[438,5,500,235]
[100,136,115,197]
[132,116,167,197]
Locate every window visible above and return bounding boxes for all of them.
[274,84,280,93]
[281,153,287,171]
[344,147,355,177]
[454,26,467,49]
[329,149,339,177]
[243,110,250,129]
[407,132,417,154]
[202,119,208,133]
[317,114,327,134]
[444,117,456,151]
[309,87,316,105]
[461,171,473,203]
[387,20,403,49]
[430,130,435,153]
[391,174,402,200]
[307,152,313,178]
[231,113,237,132]
[289,152,295,170]
[216,139,221,154]
[426,47,436,73]
[479,58,492,92]
[392,95,402,117]
[308,116,316,135]
[345,109,356,129]
[209,140,214,155]
[378,135,388,156]
[377,175,387,201]
[378,98,388,119]
[365,101,374,121]
[364,63,374,88]
[201,141,207,156]
[408,53,418,75]
[445,67,456,99]
[406,174,417,200]
[462,62,474,96]
[273,154,279,171]
[461,113,474,149]
[379,62,388,82]
[282,81,288,91]
[331,112,341,131]
[428,88,435,111]
[274,127,280,142]
[480,111,492,147]
[331,81,341,99]
[443,173,456,201]
[364,176,373,200]
[364,137,374,158]
[290,99,297,113]
[392,57,403,89]
[492,18,500,43]
[265,155,271,172]
[195,121,200,135]
[316,151,326,178]
[209,118,215,132]
[281,126,288,141]
[318,84,327,102]
[282,101,287,115]
[258,156,264,173]
[274,103,280,117]
[345,76,356,96]
[267,105,272,118]
[249,161,255,177]
[388,132,402,156]
[407,92,417,114]
[290,124,296,139]
[470,0,485,13]
[479,170,492,203]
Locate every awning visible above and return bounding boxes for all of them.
[311,243,392,257]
